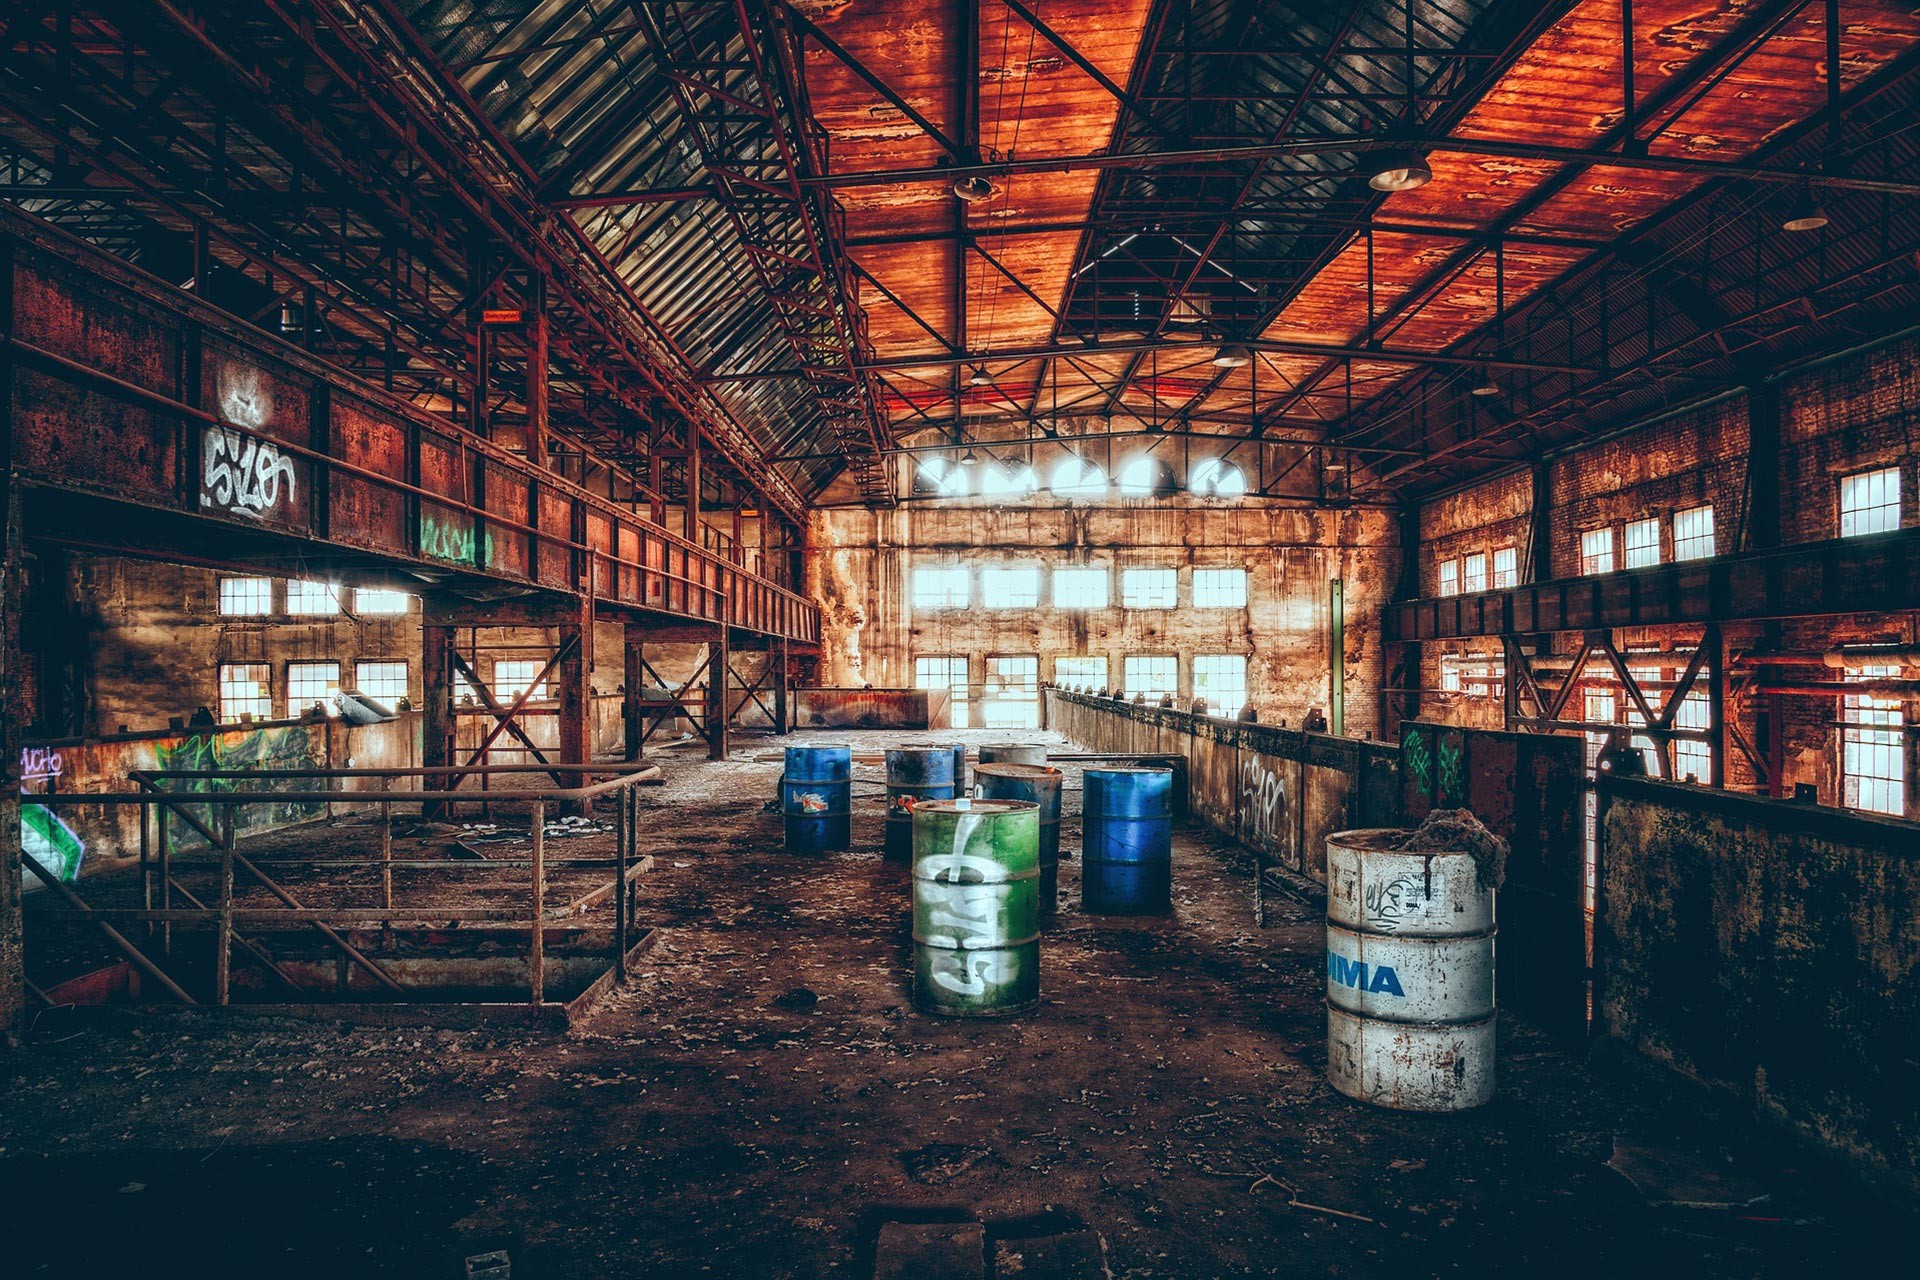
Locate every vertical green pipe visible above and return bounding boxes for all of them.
[1330,577,1345,737]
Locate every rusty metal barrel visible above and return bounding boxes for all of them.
[1324,828,1497,1112]
[979,743,1048,767]
[1081,766,1174,914]
[973,762,1064,921]
[781,744,851,854]
[910,799,1041,1017]
[884,747,956,860]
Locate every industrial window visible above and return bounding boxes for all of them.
[219,577,274,616]
[1624,518,1661,569]
[915,655,970,729]
[1192,655,1247,716]
[980,565,1041,608]
[1440,653,1503,699]
[286,579,341,615]
[910,565,970,609]
[1122,655,1178,700]
[286,661,341,717]
[1582,689,1615,925]
[218,663,273,722]
[1673,505,1716,560]
[982,656,1040,729]
[1674,683,1712,784]
[355,661,409,707]
[1120,567,1177,609]
[1491,546,1518,589]
[1841,665,1904,816]
[1048,455,1107,498]
[1624,663,1662,773]
[1054,655,1108,690]
[1580,528,1614,575]
[1437,559,1459,597]
[1052,566,1109,608]
[1192,568,1248,608]
[493,660,548,702]
[1462,552,1487,595]
[1840,466,1902,537]
[354,587,412,615]
[1439,654,1461,693]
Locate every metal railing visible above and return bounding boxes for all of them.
[23,764,660,1012]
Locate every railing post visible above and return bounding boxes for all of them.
[529,799,546,1011]
[379,779,394,950]
[215,805,235,1006]
[158,795,173,957]
[613,782,629,983]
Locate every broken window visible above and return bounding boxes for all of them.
[493,660,548,702]
[1624,518,1661,569]
[1439,654,1462,693]
[1580,528,1614,575]
[913,457,969,498]
[1192,655,1247,716]
[218,662,273,722]
[1120,568,1177,609]
[1673,682,1712,784]
[1842,665,1904,816]
[911,565,970,609]
[286,580,341,615]
[1048,455,1106,498]
[1190,457,1247,497]
[1054,655,1108,690]
[915,655,970,729]
[286,661,341,717]
[980,565,1041,608]
[1192,568,1247,608]
[1673,505,1716,560]
[1052,566,1109,608]
[354,588,412,615]
[1462,552,1487,594]
[219,577,273,616]
[1492,547,1518,589]
[982,656,1040,729]
[1123,655,1177,701]
[355,661,409,707]
[1437,559,1459,597]
[1840,466,1901,537]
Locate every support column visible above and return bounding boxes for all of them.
[708,623,729,761]
[1526,461,1553,582]
[421,607,458,775]
[623,624,645,761]
[773,636,789,735]
[527,275,551,472]
[684,433,702,545]
[557,599,593,813]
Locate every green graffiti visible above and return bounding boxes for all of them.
[155,726,320,844]
[22,804,86,882]
[421,512,477,565]
[1438,734,1466,806]
[1401,725,1433,800]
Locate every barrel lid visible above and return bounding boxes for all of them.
[973,763,1062,780]
[1326,827,1417,854]
[912,798,1040,816]
[1085,765,1173,776]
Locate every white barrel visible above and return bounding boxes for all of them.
[1324,827,1496,1111]
[1327,1005,1495,1112]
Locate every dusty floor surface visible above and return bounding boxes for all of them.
[1,729,1910,1278]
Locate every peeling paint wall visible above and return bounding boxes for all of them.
[1598,779,1920,1197]
[811,498,1398,737]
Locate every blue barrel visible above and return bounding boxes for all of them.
[1082,767,1174,914]
[951,743,968,796]
[886,747,956,860]
[974,763,1064,922]
[782,745,851,854]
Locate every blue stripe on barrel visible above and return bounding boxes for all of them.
[1081,766,1174,914]
[782,744,852,855]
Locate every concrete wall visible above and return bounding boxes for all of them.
[1044,689,1400,883]
[1597,778,1920,1197]
[812,499,1398,738]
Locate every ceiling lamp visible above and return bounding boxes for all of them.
[1782,190,1829,233]
[959,447,979,467]
[1366,148,1433,193]
[967,364,991,387]
[1469,368,1501,397]
[1211,343,1251,368]
[952,175,998,203]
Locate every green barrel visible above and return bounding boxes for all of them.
[911,799,1041,1017]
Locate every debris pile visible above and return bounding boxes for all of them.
[1396,808,1509,891]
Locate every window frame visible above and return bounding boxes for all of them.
[285,579,342,616]
[1051,566,1110,609]
[1672,504,1716,561]
[914,654,971,729]
[1053,655,1108,690]
[1580,528,1615,575]
[1191,654,1248,716]
[354,660,410,707]
[353,587,413,615]
[979,563,1041,609]
[1623,517,1661,569]
[1491,546,1518,589]
[1119,566,1178,609]
[492,659,550,702]
[217,662,274,722]
[909,564,971,610]
[218,577,275,617]
[1462,551,1487,595]
[1191,567,1248,609]
[285,660,342,717]
[1839,466,1902,538]
[1437,558,1459,597]
[1121,654,1179,701]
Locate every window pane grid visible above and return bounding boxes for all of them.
[982,656,1039,728]
[287,662,341,717]
[1054,656,1108,690]
[219,577,273,616]
[218,663,273,721]
[1192,655,1246,716]
[1840,467,1901,538]
[286,580,341,615]
[1120,568,1177,609]
[1192,568,1247,608]
[356,662,409,706]
[1122,655,1177,700]
[911,565,970,609]
[915,656,970,729]
[1624,518,1661,569]
[1462,553,1487,594]
[493,660,548,702]
[1673,505,1715,560]
[1492,547,1518,589]
[1580,529,1614,575]
[1052,567,1109,608]
[980,565,1040,608]
[1842,664,1904,815]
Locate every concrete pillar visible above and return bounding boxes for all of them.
[623,624,645,761]
[772,636,789,735]
[556,600,593,811]
[708,623,729,761]
[420,608,458,776]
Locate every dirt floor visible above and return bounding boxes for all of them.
[1,729,1911,1278]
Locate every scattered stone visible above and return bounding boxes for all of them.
[900,1142,992,1185]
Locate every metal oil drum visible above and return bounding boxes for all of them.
[910,799,1041,1017]
[781,744,852,854]
[884,747,956,860]
[1081,766,1173,914]
[979,743,1049,767]
[1324,828,1497,1111]
[973,762,1064,921]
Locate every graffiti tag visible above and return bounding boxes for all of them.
[20,746,63,784]
[421,514,479,565]
[1364,875,1424,932]
[202,425,297,518]
[1238,753,1287,849]
[21,803,85,884]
